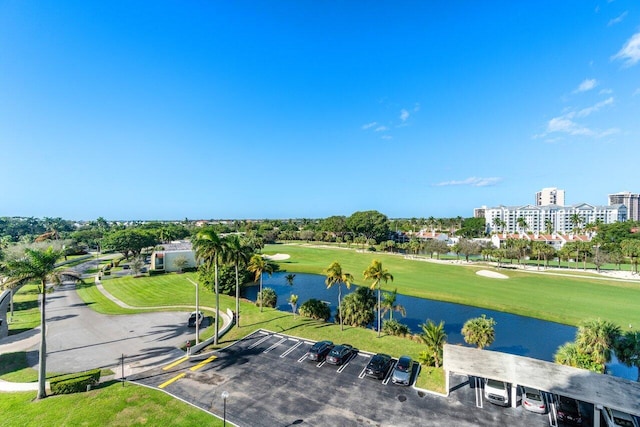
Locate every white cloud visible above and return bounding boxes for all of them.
[608,11,627,26]
[434,177,502,187]
[599,88,613,95]
[612,32,640,67]
[400,109,409,122]
[574,78,598,93]
[375,126,389,132]
[381,135,393,140]
[574,97,614,118]
[413,103,420,112]
[362,122,377,130]
[633,88,640,96]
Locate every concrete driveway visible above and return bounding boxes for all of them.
[30,280,198,375]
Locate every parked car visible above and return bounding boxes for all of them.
[522,386,547,414]
[484,379,509,407]
[391,355,414,386]
[326,344,357,365]
[187,311,204,327]
[602,407,639,427]
[365,354,392,380]
[306,340,334,362]
[556,395,582,426]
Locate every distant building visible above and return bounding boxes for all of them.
[536,188,565,206]
[483,203,626,234]
[609,191,639,222]
[150,241,197,272]
[474,206,487,218]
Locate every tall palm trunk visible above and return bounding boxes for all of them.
[38,279,47,399]
[259,274,263,312]
[234,262,240,327]
[338,284,343,331]
[377,286,381,338]
[214,258,219,345]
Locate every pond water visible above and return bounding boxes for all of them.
[243,272,637,381]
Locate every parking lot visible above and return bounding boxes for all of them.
[130,330,558,426]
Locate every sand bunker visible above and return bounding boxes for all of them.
[265,253,291,261]
[476,270,509,279]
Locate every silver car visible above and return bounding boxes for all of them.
[391,356,414,385]
[521,387,546,414]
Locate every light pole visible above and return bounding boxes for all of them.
[187,278,199,344]
[221,390,229,426]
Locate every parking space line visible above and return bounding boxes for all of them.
[264,337,287,353]
[162,356,189,371]
[474,377,483,408]
[190,355,217,371]
[358,365,367,379]
[304,341,314,345]
[248,335,272,349]
[316,360,326,368]
[382,360,397,385]
[280,341,303,358]
[336,353,358,373]
[159,373,185,389]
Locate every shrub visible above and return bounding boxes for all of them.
[299,298,331,321]
[50,369,101,395]
[382,319,410,337]
[149,269,166,276]
[418,350,436,367]
[256,287,277,308]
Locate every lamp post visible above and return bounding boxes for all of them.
[187,278,199,344]
[221,390,229,426]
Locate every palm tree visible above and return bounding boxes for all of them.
[461,314,496,349]
[363,259,394,337]
[247,254,275,312]
[516,217,528,234]
[4,247,80,399]
[576,318,621,373]
[380,288,406,321]
[569,213,583,233]
[223,235,253,328]
[420,319,447,368]
[288,294,299,317]
[324,261,354,331]
[544,219,554,235]
[192,228,226,344]
[285,273,296,287]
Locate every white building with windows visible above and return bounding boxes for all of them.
[484,203,627,234]
[609,191,639,222]
[535,187,565,206]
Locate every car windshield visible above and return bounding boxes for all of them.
[397,358,411,371]
[525,391,542,401]
[487,379,505,389]
[613,418,634,427]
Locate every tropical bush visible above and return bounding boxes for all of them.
[50,369,101,395]
[339,287,376,327]
[299,298,331,321]
[256,287,277,308]
[382,319,409,337]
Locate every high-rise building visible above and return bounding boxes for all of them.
[535,188,565,206]
[609,192,640,221]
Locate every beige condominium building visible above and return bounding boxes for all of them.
[609,191,639,222]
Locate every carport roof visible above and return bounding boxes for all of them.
[443,344,640,416]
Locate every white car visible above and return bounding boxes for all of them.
[188,311,204,327]
[484,379,509,407]
[602,407,639,427]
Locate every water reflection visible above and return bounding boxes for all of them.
[243,272,637,380]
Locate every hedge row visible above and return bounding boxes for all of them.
[50,369,101,395]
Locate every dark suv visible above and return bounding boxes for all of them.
[365,354,392,379]
[306,340,334,362]
[556,395,582,425]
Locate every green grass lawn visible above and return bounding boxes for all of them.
[6,284,41,335]
[0,382,222,427]
[264,243,640,328]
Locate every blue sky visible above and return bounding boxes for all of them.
[1,1,639,220]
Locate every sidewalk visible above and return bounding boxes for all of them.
[0,276,233,392]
